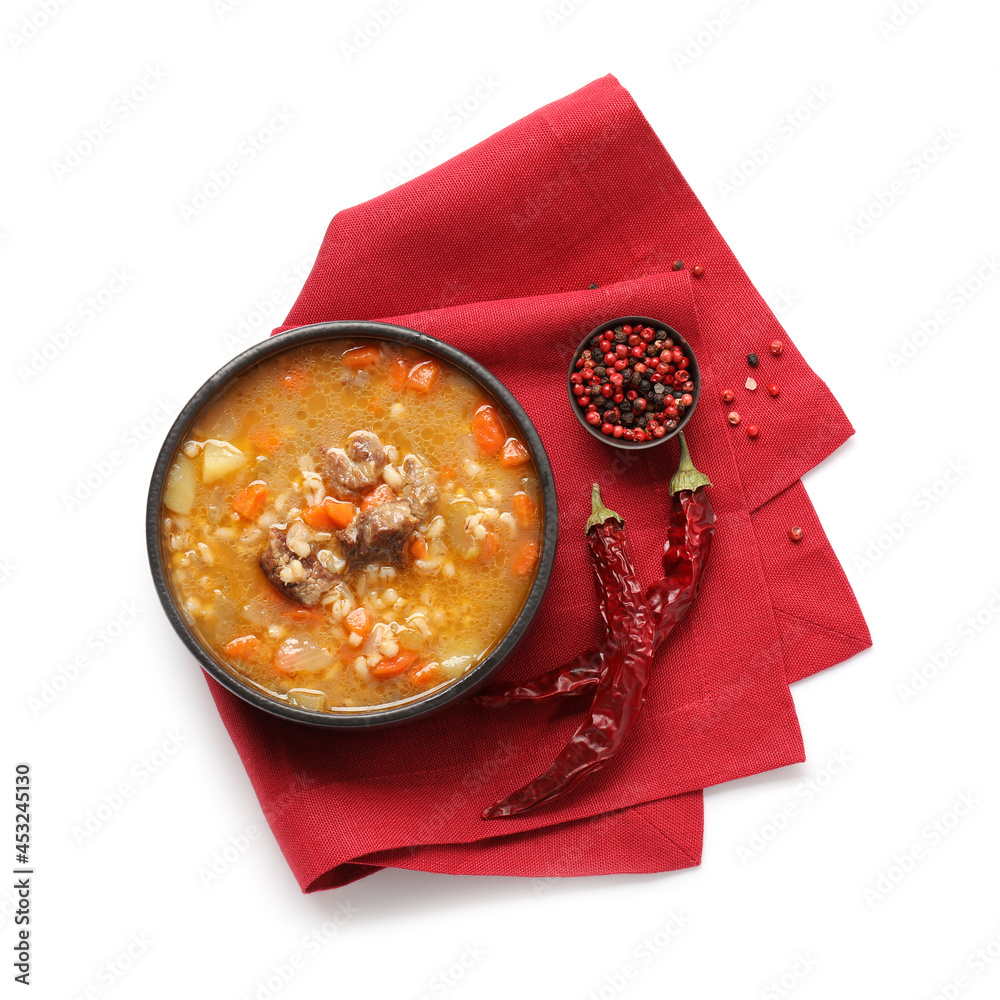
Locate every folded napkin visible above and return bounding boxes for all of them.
[205,75,870,890]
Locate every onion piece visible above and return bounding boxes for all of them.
[440,654,474,678]
[273,637,334,675]
[361,622,389,657]
[286,688,326,711]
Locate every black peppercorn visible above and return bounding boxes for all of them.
[638,379,652,393]
[747,353,759,367]
[613,330,627,345]
[594,366,607,377]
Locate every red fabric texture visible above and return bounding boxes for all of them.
[204,75,871,891]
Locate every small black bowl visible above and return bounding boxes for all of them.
[146,320,558,729]
[567,316,700,450]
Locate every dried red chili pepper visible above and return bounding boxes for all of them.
[473,433,714,708]
[646,433,714,644]
[482,485,655,818]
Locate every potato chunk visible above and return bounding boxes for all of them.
[163,454,197,514]
[202,440,247,484]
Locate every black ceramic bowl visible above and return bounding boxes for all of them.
[146,321,558,729]
[567,316,700,450]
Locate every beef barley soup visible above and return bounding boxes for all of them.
[159,339,543,711]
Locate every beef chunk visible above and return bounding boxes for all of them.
[399,454,439,520]
[258,523,337,606]
[338,501,418,567]
[323,430,387,493]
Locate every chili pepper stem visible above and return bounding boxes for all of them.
[584,483,623,534]
[670,432,712,494]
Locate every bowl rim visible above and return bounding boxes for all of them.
[146,320,558,729]
[567,315,701,450]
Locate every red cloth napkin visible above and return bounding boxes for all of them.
[205,76,870,891]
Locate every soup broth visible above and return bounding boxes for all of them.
[160,339,543,711]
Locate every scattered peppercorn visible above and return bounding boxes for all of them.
[745,377,757,391]
[728,411,740,426]
[588,283,599,289]
[747,424,759,438]
[770,340,783,356]
[673,259,684,271]
[768,384,780,397]
[692,265,704,277]
[747,353,759,368]
[788,525,804,542]
[721,388,735,403]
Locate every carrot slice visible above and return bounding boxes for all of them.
[511,539,538,577]
[284,606,326,624]
[387,356,410,389]
[407,360,440,393]
[324,498,356,529]
[224,635,260,660]
[411,662,441,686]
[302,498,356,530]
[251,425,282,453]
[260,585,326,624]
[499,437,530,468]
[232,482,267,520]
[513,492,536,525]
[342,345,381,369]
[344,606,374,637]
[410,536,428,559]
[361,483,396,510]
[472,404,505,455]
[278,368,308,392]
[371,649,418,678]
[481,530,501,561]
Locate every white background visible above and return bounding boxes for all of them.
[4,0,1000,997]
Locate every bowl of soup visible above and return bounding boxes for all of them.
[146,321,557,728]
